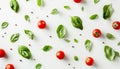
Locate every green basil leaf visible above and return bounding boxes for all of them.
[106,33,115,40]
[42,45,52,52]
[56,25,66,39]
[89,14,98,20]
[94,0,100,4]
[37,0,44,7]
[104,46,119,61]
[117,41,120,46]
[26,0,29,1]
[71,16,83,30]
[74,56,79,61]
[74,38,78,43]
[84,39,92,51]
[1,22,9,29]
[81,6,84,11]
[64,39,70,43]
[36,63,42,69]
[10,0,19,13]
[64,6,70,10]
[10,33,20,43]
[50,8,58,15]
[24,15,30,22]
[18,45,31,59]
[24,30,34,40]
[103,4,114,20]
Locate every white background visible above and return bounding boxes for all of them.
[0,0,120,69]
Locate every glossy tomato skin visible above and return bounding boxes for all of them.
[73,0,82,3]
[85,57,94,66]
[56,51,65,60]
[5,64,14,69]
[112,21,120,30]
[92,29,101,38]
[0,49,6,58]
[38,20,46,29]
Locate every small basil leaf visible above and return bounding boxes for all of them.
[106,33,115,40]
[50,8,58,15]
[117,41,120,46]
[74,38,78,43]
[24,15,30,22]
[1,22,9,29]
[89,14,98,20]
[18,45,31,59]
[71,16,83,30]
[24,30,34,40]
[42,45,52,52]
[56,25,66,39]
[84,39,92,51]
[37,0,44,7]
[81,6,84,11]
[104,46,119,61]
[74,56,79,61]
[103,4,114,20]
[64,6,70,10]
[10,0,19,13]
[64,39,70,43]
[94,0,100,4]
[36,63,42,69]
[10,33,20,43]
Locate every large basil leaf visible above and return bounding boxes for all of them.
[18,45,31,59]
[10,0,19,13]
[71,16,83,30]
[104,46,119,61]
[103,4,114,20]
[56,25,66,39]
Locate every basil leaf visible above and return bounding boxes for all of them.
[10,0,19,13]
[74,56,79,61]
[89,14,98,20]
[103,4,114,20]
[64,6,70,10]
[50,8,58,15]
[24,15,30,22]
[56,25,66,39]
[71,16,83,30]
[36,63,42,69]
[24,30,34,40]
[42,45,52,52]
[81,6,84,11]
[117,41,120,46]
[18,45,31,59]
[26,0,29,1]
[1,22,9,29]
[94,0,100,4]
[106,33,115,40]
[84,39,92,51]
[37,0,44,7]
[10,33,20,43]
[104,46,119,61]
[64,39,70,43]
[74,38,78,43]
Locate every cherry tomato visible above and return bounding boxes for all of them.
[85,57,94,66]
[38,20,46,29]
[92,29,101,38]
[112,21,120,30]
[5,64,14,69]
[56,50,65,60]
[0,49,6,58]
[73,0,82,3]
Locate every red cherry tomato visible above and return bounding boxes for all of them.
[92,29,101,38]
[56,50,65,60]
[85,57,94,66]
[0,49,6,58]
[5,64,14,69]
[112,21,120,30]
[38,20,46,29]
[73,0,82,3]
